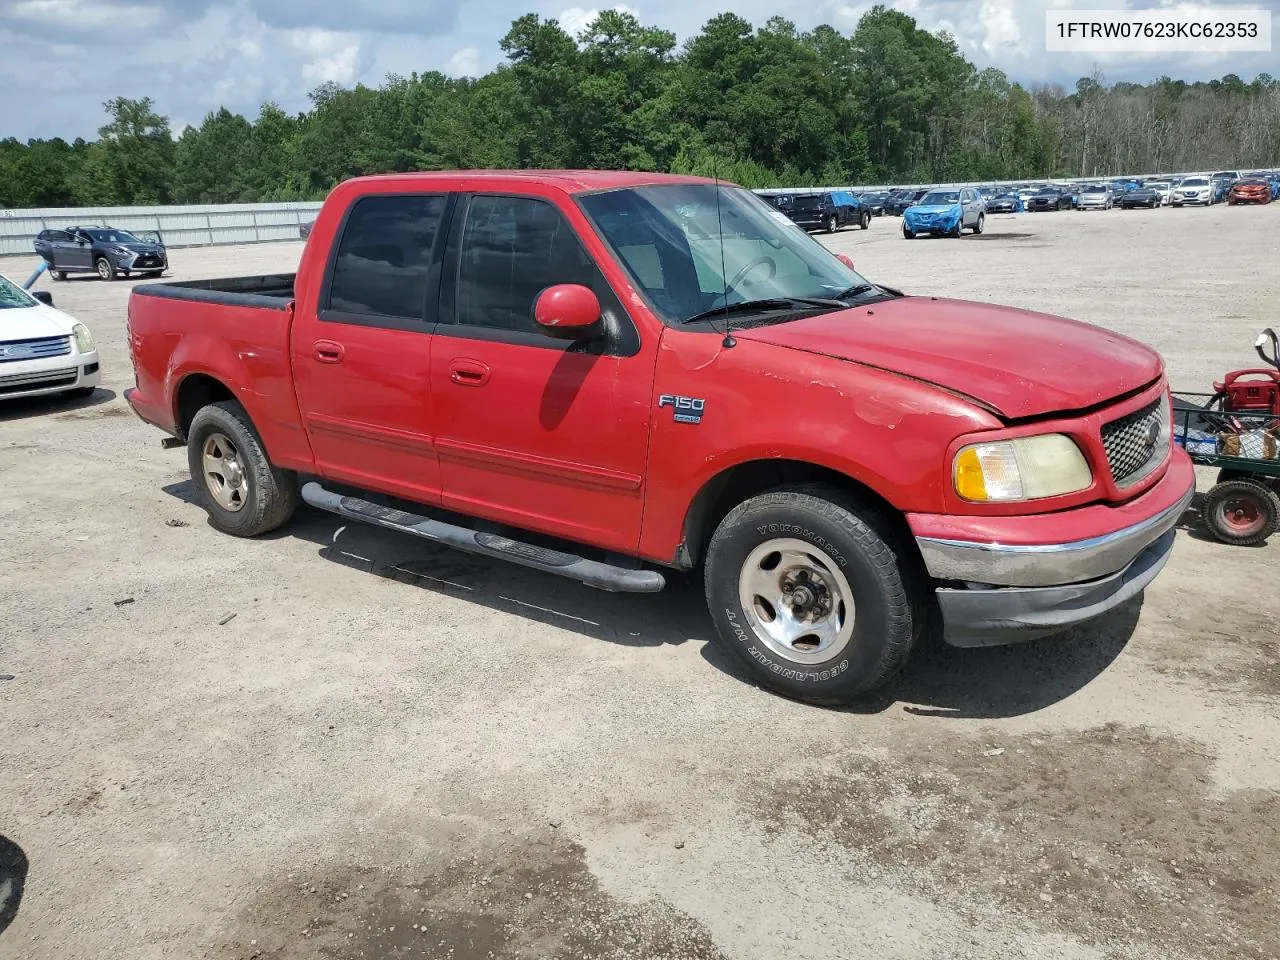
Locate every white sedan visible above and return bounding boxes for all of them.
[0,273,100,400]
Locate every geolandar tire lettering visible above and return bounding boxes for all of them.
[705,485,920,705]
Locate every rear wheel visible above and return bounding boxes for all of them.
[860,211,870,230]
[704,486,920,704]
[186,400,299,537]
[50,267,65,281]
[1202,480,1280,546]
[826,214,838,233]
[95,257,116,281]
[971,212,985,235]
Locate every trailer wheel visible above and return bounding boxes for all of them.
[704,485,921,704]
[186,400,299,537]
[1202,479,1280,546]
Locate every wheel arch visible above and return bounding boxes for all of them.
[173,372,237,441]
[676,458,916,570]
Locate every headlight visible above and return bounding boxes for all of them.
[953,434,1092,502]
[72,323,95,353]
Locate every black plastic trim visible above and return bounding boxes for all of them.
[131,275,295,311]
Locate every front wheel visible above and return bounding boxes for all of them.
[704,486,920,704]
[95,257,117,281]
[949,218,962,238]
[902,224,915,239]
[826,214,838,233]
[1202,480,1280,546]
[186,400,299,537]
[971,212,984,235]
[50,268,66,281]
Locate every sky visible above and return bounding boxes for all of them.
[1,0,1276,141]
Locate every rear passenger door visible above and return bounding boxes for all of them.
[62,230,95,270]
[429,193,655,553]
[290,193,452,505]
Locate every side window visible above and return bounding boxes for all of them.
[326,194,447,322]
[454,195,597,334]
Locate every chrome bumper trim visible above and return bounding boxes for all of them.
[915,483,1195,588]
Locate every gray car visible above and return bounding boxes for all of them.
[1077,185,1113,210]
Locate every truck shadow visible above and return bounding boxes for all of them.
[281,504,1136,718]
[159,483,1136,717]
[0,834,28,937]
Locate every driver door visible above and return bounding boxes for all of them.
[430,192,658,553]
[63,231,95,270]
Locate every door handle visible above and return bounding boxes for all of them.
[313,340,345,364]
[449,359,490,386]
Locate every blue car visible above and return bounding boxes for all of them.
[902,187,986,238]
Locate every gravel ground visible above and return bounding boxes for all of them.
[1,201,1278,960]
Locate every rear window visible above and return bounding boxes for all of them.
[793,196,822,209]
[326,194,447,321]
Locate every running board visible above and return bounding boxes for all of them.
[300,482,666,593]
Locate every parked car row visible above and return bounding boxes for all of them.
[759,191,872,232]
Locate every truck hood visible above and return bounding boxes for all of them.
[735,296,1162,420]
[0,301,78,341]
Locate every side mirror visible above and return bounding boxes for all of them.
[1256,328,1279,370]
[32,291,53,306]
[836,254,855,270]
[534,284,601,339]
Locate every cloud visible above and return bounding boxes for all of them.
[447,46,481,77]
[288,29,367,85]
[1,0,1275,142]
[0,0,182,42]
[556,3,640,38]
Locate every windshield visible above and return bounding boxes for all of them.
[1237,180,1267,187]
[579,184,870,325]
[1182,178,1208,186]
[86,229,142,244]
[1083,186,1107,193]
[1035,187,1059,195]
[0,274,36,310]
[920,191,959,205]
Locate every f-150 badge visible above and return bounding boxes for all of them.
[659,394,705,424]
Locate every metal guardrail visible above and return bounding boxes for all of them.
[0,202,323,256]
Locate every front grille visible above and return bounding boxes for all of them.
[1101,398,1167,486]
[0,336,71,363]
[0,367,78,394]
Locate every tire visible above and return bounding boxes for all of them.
[949,218,962,238]
[1201,480,1280,546]
[95,257,117,281]
[971,212,984,235]
[186,400,299,537]
[826,214,838,234]
[704,485,920,704]
[50,268,65,282]
[860,211,870,230]
[902,224,915,239]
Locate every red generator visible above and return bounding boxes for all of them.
[1216,368,1280,415]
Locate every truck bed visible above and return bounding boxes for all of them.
[133,273,296,310]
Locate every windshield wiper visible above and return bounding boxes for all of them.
[834,284,876,300]
[680,297,846,326]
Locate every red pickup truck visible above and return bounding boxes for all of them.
[125,171,1194,704]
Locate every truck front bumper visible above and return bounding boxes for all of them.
[910,452,1195,648]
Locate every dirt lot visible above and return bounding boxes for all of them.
[2,202,1278,960]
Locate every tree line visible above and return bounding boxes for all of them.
[2,6,1278,209]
